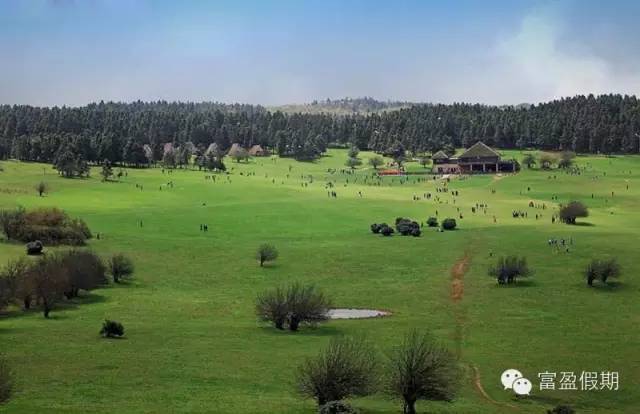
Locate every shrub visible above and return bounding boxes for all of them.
[441,218,457,230]
[0,258,29,310]
[368,156,384,170]
[380,225,394,237]
[489,256,531,284]
[256,244,278,267]
[256,286,288,330]
[387,331,460,414]
[559,201,588,224]
[395,218,420,236]
[0,207,90,245]
[60,250,107,298]
[100,320,125,338]
[256,282,332,331]
[35,181,49,197]
[297,336,378,407]
[585,258,620,286]
[26,240,43,255]
[107,254,134,283]
[0,355,12,405]
[426,217,438,227]
[286,282,332,331]
[23,254,70,318]
[319,401,359,414]
[0,207,26,240]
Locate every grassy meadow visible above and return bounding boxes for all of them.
[0,149,639,413]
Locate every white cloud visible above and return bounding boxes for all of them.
[495,5,640,102]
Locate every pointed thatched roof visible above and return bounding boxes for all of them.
[248,144,266,156]
[205,143,219,155]
[163,142,175,155]
[228,143,242,153]
[459,141,500,159]
[432,150,449,160]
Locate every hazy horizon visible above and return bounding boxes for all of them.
[2,0,640,107]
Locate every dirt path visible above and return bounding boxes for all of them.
[449,253,520,411]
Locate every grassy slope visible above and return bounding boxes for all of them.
[0,150,638,413]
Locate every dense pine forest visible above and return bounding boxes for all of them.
[1,94,639,166]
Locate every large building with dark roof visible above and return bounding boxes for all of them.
[432,142,517,174]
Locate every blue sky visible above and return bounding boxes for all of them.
[1,0,639,106]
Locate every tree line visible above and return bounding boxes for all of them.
[1,94,639,167]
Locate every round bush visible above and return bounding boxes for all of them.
[380,225,394,236]
[441,218,457,230]
[426,217,438,227]
[395,218,420,236]
[100,320,124,338]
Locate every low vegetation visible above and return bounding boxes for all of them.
[0,251,132,318]
[559,201,589,224]
[395,218,421,237]
[107,254,135,283]
[100,320,125,338]
[256,282,331,331]
[256,244,278,267]
[585,258,621,286]
[489,256,531,285]
[0,207,91,245]
[441,218,457,230]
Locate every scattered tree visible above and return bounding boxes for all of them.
[426,217,438,227]
[255,285,288,330]
[256,282,331,331]
[387,331,460,414]
[585,258,620,286]
[296,336,378,407]
[417,156,430,168]
[345,157,362,170]
[35,181,49,196]
[489,256,531,284]
[387,141,406,167]
[100,159,114,181]
[559,201,588,224]
[256,244,279,267]
[107,254,134,283]
[538,153,557,170]
[347,145,360,159]
[23,254,70,318]
[286,282,331,331]
[558,151,576,169]
[61,250,107,298]
[368,156,384,170]
[521,153,536,169]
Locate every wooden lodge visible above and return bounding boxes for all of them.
[432,142,517,174]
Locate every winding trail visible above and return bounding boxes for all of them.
[449,252,520,411]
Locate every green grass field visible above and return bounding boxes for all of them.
[0,149,638,413]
